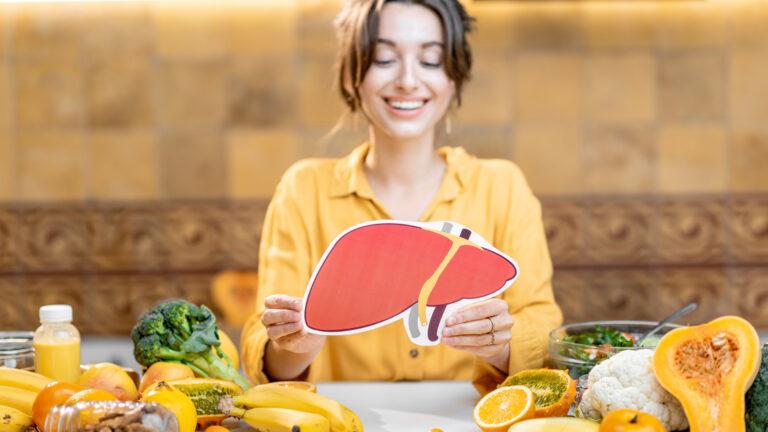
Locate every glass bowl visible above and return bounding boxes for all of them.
[44,401,179,432]
[0,331,34,370]
[548,320,684,378]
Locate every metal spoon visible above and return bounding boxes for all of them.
[635,302,698,347]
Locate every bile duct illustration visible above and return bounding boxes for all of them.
[302,221,519,346]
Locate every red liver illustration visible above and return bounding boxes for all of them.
[304,222,517,342]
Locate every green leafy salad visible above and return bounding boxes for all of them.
[556,325,664,377]
[563,325,637,349]
[557,326,639,377]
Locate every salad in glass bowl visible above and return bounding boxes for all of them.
[548,320,683,378]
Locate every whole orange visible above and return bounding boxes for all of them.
[599,409,666,432]
[32,381,84,430]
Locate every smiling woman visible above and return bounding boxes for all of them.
[335,0,473,115]
[355,3,459,144]
[240,0,563,396]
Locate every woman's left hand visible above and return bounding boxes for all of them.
[441,299,514,369]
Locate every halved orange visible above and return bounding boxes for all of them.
[473,385,536,432]
[501,368,576,417]
[262,381,316,393]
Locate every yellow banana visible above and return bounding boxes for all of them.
[0,367,52,393]
[0,404,34,432]
[230,406,329,432]
[0,386,35,417]
[234,385,363,432]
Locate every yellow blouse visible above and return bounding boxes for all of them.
[241,143,562,395]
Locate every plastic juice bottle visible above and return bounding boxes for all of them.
[33,305,81,383]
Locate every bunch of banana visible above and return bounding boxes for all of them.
[229,406,329,432]
[0,367,51,393]
[0,367,49,431]
[0,405,34,432]
[226,385,363,432]
[0,386,35,415]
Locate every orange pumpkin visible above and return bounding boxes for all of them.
[598,409,666,432]
[653,316,761,432]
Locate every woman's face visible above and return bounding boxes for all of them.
[359,2,455,141]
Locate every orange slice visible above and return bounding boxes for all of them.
[473,385,536,432]
[262,381,317,393]
[501,368,576,417]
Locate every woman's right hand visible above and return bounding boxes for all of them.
[261,294,326,355]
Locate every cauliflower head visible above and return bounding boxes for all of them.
[578,349,688,431]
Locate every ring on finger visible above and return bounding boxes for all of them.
[488,332,495,346]
[486,317,494,333]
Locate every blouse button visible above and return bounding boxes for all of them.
[409,349,419,358]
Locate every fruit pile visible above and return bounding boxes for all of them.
[129,299,363,432]
[0,361,352,432]
[0,363,144,431]
[0,297,365,432]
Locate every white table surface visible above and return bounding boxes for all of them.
[226,381,481,432]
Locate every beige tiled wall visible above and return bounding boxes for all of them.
[1,0,767,201]
[0,61,11,199]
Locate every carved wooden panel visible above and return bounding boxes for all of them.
[553,268,731,324]
[0,274,215,335]
[0,195,766,334]
[540,196,746,267]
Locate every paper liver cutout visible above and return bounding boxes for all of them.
[302,221,519,346]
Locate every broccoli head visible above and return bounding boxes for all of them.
[132,299,250,389]
[133,333,185,366]
[158,299,193,338]
[130,311,166,340]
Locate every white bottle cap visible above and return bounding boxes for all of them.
[39,304,73,323]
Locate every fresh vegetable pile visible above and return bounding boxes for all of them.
[478,315,767,432]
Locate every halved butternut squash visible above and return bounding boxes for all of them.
[653,316,761,432]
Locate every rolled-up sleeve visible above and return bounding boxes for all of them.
[472,165,563,395]
[240,176,313,385]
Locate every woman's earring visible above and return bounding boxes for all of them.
[445,116,452,135]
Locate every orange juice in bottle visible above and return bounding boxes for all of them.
[33,305,81,383]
